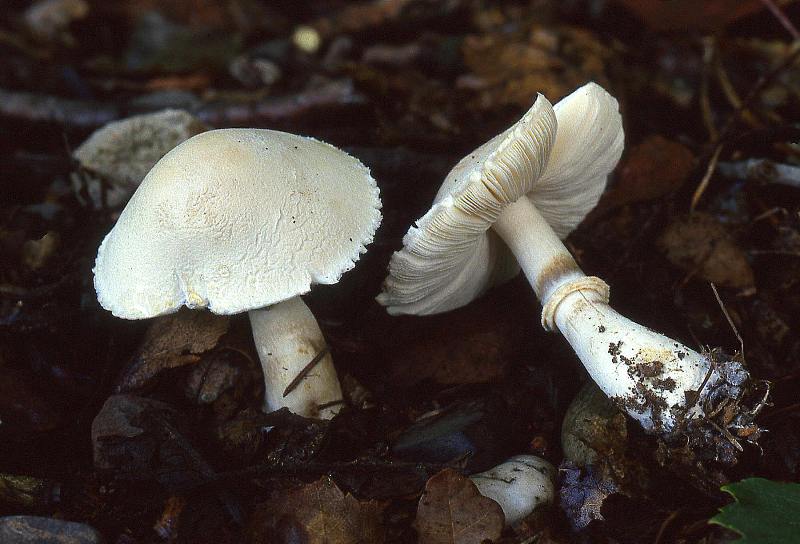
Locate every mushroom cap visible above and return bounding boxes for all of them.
[94,128,381,319]
[470,454,556,525]
[378,82,623,315]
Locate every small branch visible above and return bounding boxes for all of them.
[710,283,744,359]
[0,88,119,128]
[718,158,800,188]
[715,41,800,145]
[690,144,723,211]
[0,80,366,130]
[760,0,800,40]
[283,346,330,397]
[700,38,718,141]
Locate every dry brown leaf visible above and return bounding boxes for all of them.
[612,0,768,32]
[383,286,530,387]
[659,213,755,289]
[415,469,504,544]
[590,135,695,220]
[117,309,229,391]
[248,476,385,544]
[461,24,611,109]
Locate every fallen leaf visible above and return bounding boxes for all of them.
[461,24,612,109]
[21,231,59,270]
[91,394,182,480]
[248,476,385,544]
[612,0,768,33]
[414,469,504,544]
[383,285,530,387]
[659,213,755,289]
[117,309,229,392]
[710,478,800,543]
[590,135,694,220]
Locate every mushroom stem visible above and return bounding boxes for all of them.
[493,197,746,434]
[248,296,344,419]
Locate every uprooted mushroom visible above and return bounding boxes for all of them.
[378,83,758,450]
[95,128,382,418]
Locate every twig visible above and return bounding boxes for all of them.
[715,41,800,144]
[692,39,800,209]
[654,510,680,544]
[283,346,330,397]
[0,80,366,130]
[700,38,718,141]
[718,158,800,188]
[713,53,770,127]
[710,283,744,358]
[760,0,800,40]
[0,88,119,128]
[690,144,723,212]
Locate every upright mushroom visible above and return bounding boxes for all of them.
[95,128,381,418]
[378,83,750,437]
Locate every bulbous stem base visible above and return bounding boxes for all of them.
[493,197,752,435]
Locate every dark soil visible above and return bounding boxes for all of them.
[2,1,800,543]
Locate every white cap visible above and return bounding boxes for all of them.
[379,82,623,315]
[94,128,381,318]
[470,454,555,525]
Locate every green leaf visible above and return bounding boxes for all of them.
[710,478,800,543]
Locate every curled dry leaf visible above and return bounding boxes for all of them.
[116,309,229,392]
[659,213,755,289]
[415,469,504,544]
[248,476,385,544]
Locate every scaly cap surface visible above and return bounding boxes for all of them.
[95,128,382,318]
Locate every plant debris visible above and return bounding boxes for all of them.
[2,0,799,541]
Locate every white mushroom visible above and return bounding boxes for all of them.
[94,128,381,418]
[470,455,555,525]
[72,109,207,208]
[378,83,750,436]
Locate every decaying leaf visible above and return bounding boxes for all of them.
[384,287,529,387]
[590,135,695,220]
[659,213,755,289]
[414,469,504,544]
[460,23,611,109]
[612,0,767,32]
[117,309,229,392]
[91,394,182,480]
[249,476,385,544]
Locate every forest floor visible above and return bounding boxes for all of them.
[1,1,800,542]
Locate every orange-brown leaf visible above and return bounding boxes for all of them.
[415,469,504,544]
[249,476,385,544]
[117,309,229,391]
